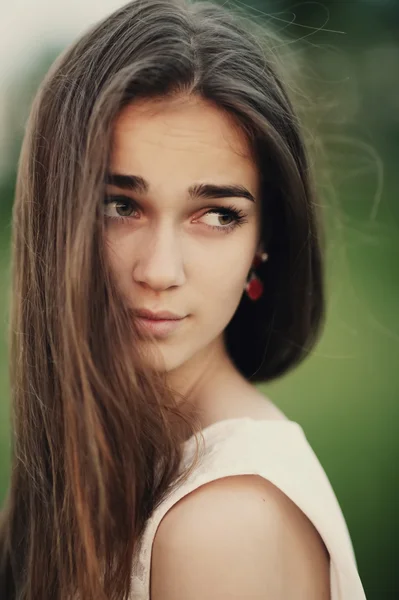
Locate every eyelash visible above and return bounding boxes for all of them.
[103,196,248,233]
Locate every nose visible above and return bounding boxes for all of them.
[133,225,186,292]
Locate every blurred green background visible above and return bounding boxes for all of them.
[0,1,398,598]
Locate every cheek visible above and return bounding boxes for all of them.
[104,234,131,289]
[200,252,252,298]
[199,260,250,327]
[212,273,246,306]
[105,239,119,272]
[194,246,255,333]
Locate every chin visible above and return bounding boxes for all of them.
[139,340,187,373]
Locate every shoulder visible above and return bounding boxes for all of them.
[151,474,331,599]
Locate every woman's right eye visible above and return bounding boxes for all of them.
[103,195,139,223]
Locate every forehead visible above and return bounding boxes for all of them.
[109,95,258,192]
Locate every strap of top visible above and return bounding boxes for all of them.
[130,417,366,600]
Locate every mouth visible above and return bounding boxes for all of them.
[135,315,187,338]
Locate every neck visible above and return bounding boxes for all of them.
[166,334,253,430]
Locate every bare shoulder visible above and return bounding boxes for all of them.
[151,474,331,600]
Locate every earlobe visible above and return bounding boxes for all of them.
[256,240,266,256]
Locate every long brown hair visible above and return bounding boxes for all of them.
[0,0,325,598]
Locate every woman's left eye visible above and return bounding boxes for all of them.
[103,196,248,233]
[198,206,248,232]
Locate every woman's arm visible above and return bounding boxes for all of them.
[151,474,331,599]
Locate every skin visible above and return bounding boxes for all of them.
[104,93,286,427]
[104,94,331,597]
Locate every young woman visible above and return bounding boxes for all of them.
[0,0,367,598]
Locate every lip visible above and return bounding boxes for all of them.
[135,308,185,321]
[136,316,185,337]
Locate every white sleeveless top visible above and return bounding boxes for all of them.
[130,417,367,599]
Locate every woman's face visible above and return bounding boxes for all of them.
[104,95,261,373]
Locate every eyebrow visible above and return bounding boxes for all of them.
[104,173,256,203]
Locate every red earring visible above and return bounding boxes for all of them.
[245,252,268,301]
